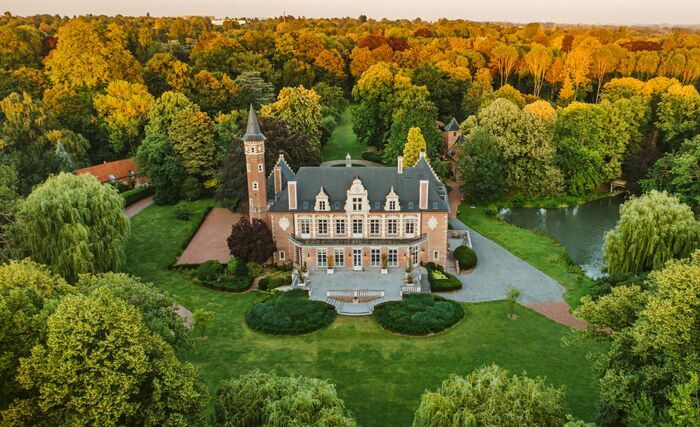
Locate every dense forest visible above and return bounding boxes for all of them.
[1,13,698,207]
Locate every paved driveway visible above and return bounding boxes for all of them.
[438,217,565,304]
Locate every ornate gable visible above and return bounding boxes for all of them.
[344,177,369,212]
[314,187,330,211]
[384,186,401,211]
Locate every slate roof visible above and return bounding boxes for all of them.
[444,117,460,132]
[266,156,296,200]
[242,104,266,141]
[268,158,449,213]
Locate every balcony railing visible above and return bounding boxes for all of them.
[290,234,428,247]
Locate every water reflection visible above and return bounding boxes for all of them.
[500,196,625,278]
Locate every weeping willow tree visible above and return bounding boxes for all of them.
[604,190,699,275]
[412,364,567,426]
[215,370,357,427]
[13,173,130,282]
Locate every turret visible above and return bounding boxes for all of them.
[243,105,269,224]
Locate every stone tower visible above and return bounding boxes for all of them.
[243,105,268,223]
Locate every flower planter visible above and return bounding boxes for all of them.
[326,268,334,275]
[381,268,388,275]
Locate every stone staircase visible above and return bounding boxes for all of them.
[324,295,385,316]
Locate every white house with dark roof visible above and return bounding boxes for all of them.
[243,106,450,271]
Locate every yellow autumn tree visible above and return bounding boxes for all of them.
[402,127,428,166]
[94,80,154,153]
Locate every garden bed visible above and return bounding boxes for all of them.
[121,185,155,206]
[426,262,462,291]
[179,260,253,293]
[374,294,465,336]
[246,289,336,335]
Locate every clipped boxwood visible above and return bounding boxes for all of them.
[374,294,464,336]
[121,186,154,206]
[246,289,336,335]
[212,274,253,292]
[198,260,222,282]
[258,270,291,291]
[454,245,477,270]
[426,263,462,292]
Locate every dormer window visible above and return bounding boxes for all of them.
[314,187,330,211]
[384,186,400,211]
[352,197,362,211]
[345,177,369,213]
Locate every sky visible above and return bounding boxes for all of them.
[3,0,700,26]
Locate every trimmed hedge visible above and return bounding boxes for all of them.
[246,289,336,335]
[258,270,292,291]
[186,260,253,292]
[426,263,462,292]
[374,294,464,336]
[454,245,477,270]
[122,186,155,206]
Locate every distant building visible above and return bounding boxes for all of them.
[75,159,146,186]
[242,106,451,270]
[442,117,463,180]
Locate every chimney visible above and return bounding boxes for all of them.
[419,148,426,160]
[345,153,352,167]
[273,166,282,194]
[288,181,297,210]
[397,156,403,174]
[419,180,429,210]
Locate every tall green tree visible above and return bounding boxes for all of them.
[412,63,467,120]
[215,370,357,426]
[261,85,323,152]
[12,173,130,282]
[457,127,505,202]
[233,71,275,109]
[603,190,699,274]
[574,250,700,426]
[0,260,74,411]
[94,80,154,154]
[2,288,207,426]
[413,364,567,426]
[641,135,700,211]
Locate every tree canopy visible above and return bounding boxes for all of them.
[603,190,699,274]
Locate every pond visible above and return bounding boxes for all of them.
[499,196,625,279]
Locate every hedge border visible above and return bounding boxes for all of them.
[122,186,155,207]
[374,294,465,336]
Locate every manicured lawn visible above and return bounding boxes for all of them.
[457,205,595,308]
[126,201,603,426]
[321,107,365,161]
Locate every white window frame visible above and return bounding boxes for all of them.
[334,249,345,267]
[299,219,311,236]
[335,218,346,235]
[433,250,439,260]
[352,197,362,211]
[319,200,326,211]
[252,181,259,190]
[317,249,327,267]
[317,219,329,235]
[257,163,263,172]
[388,249,398,267]
[352,219,363,236]
[387,219,398,235]
[279,250,286,260]
[369,218,381,235]
[389,200,396,210]
[371,249,380,267]
[405,218,416,237]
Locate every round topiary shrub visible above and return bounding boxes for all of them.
[246,289,336,335]
[454,245,477,270]
[426,264,462,292]
[374,294,465,336]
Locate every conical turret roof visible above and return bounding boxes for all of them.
[242,104,266,141]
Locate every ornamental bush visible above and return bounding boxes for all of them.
[258,270,291,291]
[454,245,477,270]
[413,364,567,426]
[215,370,356,426]
[426,263,462,291]
[197,260,222,283]
[246,289,336,335]
[374,294,465,335]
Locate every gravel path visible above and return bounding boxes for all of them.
[440,216,565,304]
[124,196,154,219]
[177,208,242,265]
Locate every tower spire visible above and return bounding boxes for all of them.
[243,104,266,141]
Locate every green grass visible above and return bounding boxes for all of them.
[457,205,595,308]
[125,201,603,426]
[321,107,364,161]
